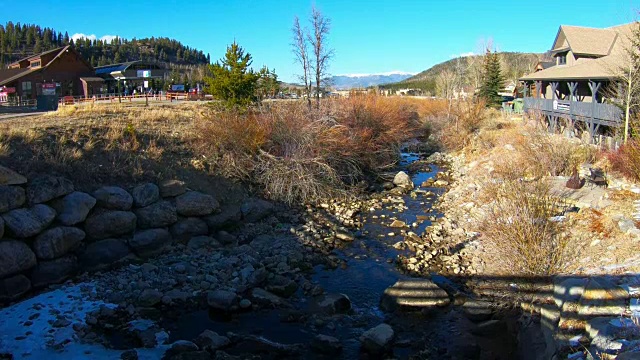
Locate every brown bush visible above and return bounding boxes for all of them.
[431,99,487,151]
[606,139,640,182]
[477,180,576,276]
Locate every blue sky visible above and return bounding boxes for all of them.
[2,1,637,82]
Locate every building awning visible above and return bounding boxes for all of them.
[79,77,105,83]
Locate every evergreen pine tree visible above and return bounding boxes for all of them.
[204,42,260,107]
[478,50,505,108]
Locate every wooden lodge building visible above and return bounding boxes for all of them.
[0,46,96,99]
[520,23,634,142]
[0,46,168,102]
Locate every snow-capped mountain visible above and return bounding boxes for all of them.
[329,71,415,90]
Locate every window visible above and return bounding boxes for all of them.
[30,61,41,68]
[21,81,31,91]
[557,53,567,65]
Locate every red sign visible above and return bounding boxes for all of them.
[42,83,56,89]
[1,87,15,94]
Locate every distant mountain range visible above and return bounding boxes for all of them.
[329,72,415,90]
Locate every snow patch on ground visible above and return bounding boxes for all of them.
[0,282,168,359]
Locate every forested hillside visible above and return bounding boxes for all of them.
[0,21,210,68]
[381,52,547,95]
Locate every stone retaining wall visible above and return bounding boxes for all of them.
[0,165,273,303]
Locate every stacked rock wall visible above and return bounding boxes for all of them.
[0,166,265,303]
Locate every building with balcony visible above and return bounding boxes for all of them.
[519,23,635,142]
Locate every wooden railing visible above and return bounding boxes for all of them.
[523,97,622,125]
[57,92,191,105]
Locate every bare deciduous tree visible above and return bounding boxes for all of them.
[307,6,333,109]
[292,16,312,109]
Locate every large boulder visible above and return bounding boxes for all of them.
[2,204,56,238]
[175,191,219,217]
[204,206,242,232]
[578,277,629,317]
[30,255,77,287]
[52,191,96,225]
[241,198,274,223]
[393,171,414,189]
[0,185,25,213]
[170,218,208,242]
[138,288,163,307]
[80,238,131,271]
[33,226,85,259]
[0,274,31,302]
[380,279,450,312]
[0,165,27,185]
[26,175,74,204]
[207,290,237,311]
[0,240,37,277]
[129,228,172,258]
[84,211,136,240]
[159,179,187,198]
[135,201,177,229]
[92,186,133,210]
[359,324,394,355]
[132,183,160,208]
[250,288,287,308]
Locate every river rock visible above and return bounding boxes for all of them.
[135,201,177,229]
[380,279,450,312]
[0,274,31,302]
[129,228,171,258]
[131,183,160,208]
[0,165,26,185]
[85,210,136,240]
[311,334,342,355]
[578,277,629,317]
[316,293,352,314]
[215,231,237,246]
[159,180,187,198]
[471,320,505,336]
[138,288,163,307]
[193,330,230,352]
[175,191,219,216]
[120,350,138,360]
[250,288,286,307]
[30,255,77,287]
[359,324,394,354]
[393,171,414,189]
[241,198,274,223]
[462,299,494,322]
[33,226,85,259]
[390,219,406,228]
[52,191,96,225]
[0,240,37,277]
[80,238,131,271]
[187,236,221,250]
[207,290,237,311]
[2,204,56,238]
[93,186,133,210]
[170,217,208,242]
[163,340,200,359]
[335,230,355,241]
[26,175,74,204]
[0,185,25,213]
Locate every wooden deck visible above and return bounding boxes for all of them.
[523,97,622,127]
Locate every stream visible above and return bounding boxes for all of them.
[160,147,520,359]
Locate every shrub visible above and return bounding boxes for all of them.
[606,139,640,182]
[432,99,486,151]
[477,180,576,276]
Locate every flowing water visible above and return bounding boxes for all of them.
[164,148,519,359]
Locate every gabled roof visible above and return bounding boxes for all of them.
[7,47,66,67]
[0,46,94,86]
[553,25,618,56]
[94,61,139,75]
[521,22,636,81]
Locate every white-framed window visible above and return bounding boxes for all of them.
[30,61,41,68]
[21,81,32,91]
[557,53,567,65]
